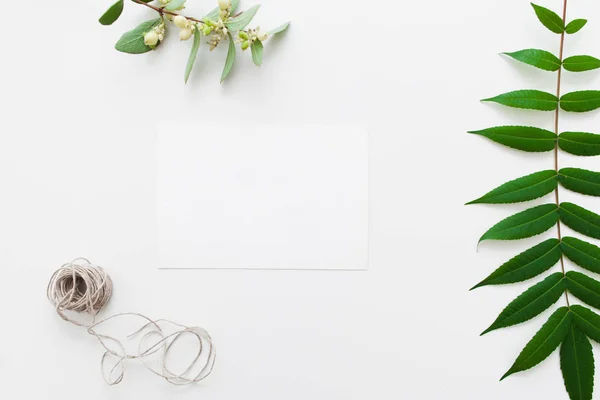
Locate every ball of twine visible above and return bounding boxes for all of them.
[47,258,216,386]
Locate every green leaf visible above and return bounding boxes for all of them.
[184,26,201,84]
[563,56,600,73]
[251,39,263,66]
[467,170,557,204]
[503,49,561,71]
[164,0,186,11]
[560,325,594,400]
[559,132,600,156]
[221,32,236,83]
[482,90,558,111]
[468,126,557,152]
[566,271,600,310]
[115,18,162,54]
[559,168,600,197]
[531,3,565,34]
[561,237,600,275]
[560,203,600,240]
[572,305,600,343]
[479,204,559,242]
[561,91,600,113]
[565,19,588,35]
[471,239,561,290]
[501,307,572,380]
[225,5,260,31]
[482,273,566,335]
[99,0,124,26]
[269,22,290,35]
[205,0,240,19]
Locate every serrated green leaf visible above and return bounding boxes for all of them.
[501,307,572,380]
[482,273,565,335]
[561,91,600,113]
[572,305,600,343]
[251,39,263,66]
[467,170,557,205]
[561,237,600,275]
[503,49,561,71]
[221,32,236,83]
[559,168,600,197]
[99,0,124,26]
[471,239,561,290]
[225,5,260,31]
[483,90,558,111]
[468,126,557,152]
[479,204,559,242]
[269,21,290,35]
[560,203,600,240]
[205,0,240,19]
[565,19,588,35]
[164,0,186,11]
[531,3,565,34]
[566,271,600,310]
[559,132,600,156]
[560,325,594,400]
[184,26,201,84]
[115,18,163,54]
[563,56,600,72]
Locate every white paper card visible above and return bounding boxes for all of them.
[157,125,369,270]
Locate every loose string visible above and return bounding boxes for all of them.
[47,258,216,385]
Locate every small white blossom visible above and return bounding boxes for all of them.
[257,32,268,41]
[218,0,230,10]
[179,27,193,41]
[174,15,189,29]
[144,30,159,46]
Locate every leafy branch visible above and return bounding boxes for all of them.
[98,0,290,83]
[469,1,600,399]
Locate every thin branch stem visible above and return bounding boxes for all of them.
[131,0,205,24]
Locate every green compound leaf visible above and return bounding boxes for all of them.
[468,126,557,152]
[559,203,600,240]
[115,18,163,54]
[559,168,600,197]
[561,91,600,113]
[503,49,561,71]
[467,170,557,204]
[501,307,572,380]
[479,204,559,242]
[184,26,201,84]
[205,0,240,20]
[563,56,600,72]
[471,239,561,290]
[225,5,260,31]
[251,39,263,66]
[559,132,600,156]
[221,32,236,83]
[572,305,600,343]
[561,237,600,275]
[565,19,588,35]
[164,0,186,11]
[560,325,594,400]
[483,90,558,111]
[99,0,124,26]
[566,271,600,310]
[269,21,290,35]
[531,3,565,34]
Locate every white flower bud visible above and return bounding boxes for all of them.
[218,0,230,10]
[179,27,193,41]
[144,30,159,46]
[257,32,268,41]
[174,15,189,29]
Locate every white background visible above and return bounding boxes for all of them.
[2,0,600,399]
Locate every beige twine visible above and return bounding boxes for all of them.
[47,258,216,386]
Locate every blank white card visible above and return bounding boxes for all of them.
[157,125,368,270]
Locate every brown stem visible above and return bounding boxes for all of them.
[555,0,570,307]
[131,0,205,24]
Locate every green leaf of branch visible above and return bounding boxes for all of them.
[565,19,588,35]
[468,126,557,152]
[561,237,600,275]
[115,18,163,54]
[572,305,600,343]
[479,204,559,242]
[501,307,571,380]
[268,22,290,35]
[471,239,561,290]
[99,0,124,26]
[566,271,600,310]
[563,56,600,72]
[165,0,186,11]
[251,39,263,66]
[559,203,600,240]
[561,91,600,113]
[225,5,260,31]
[482,273,565,335]
[184,26,201,83]
[483,90,558,111]
[467,170,557,204]
[531,3,565,34]
[559,132,600,156]
[503,49,561,71]
[560,325,594,400]
[559,168,600,197]
[221,32,236,83]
